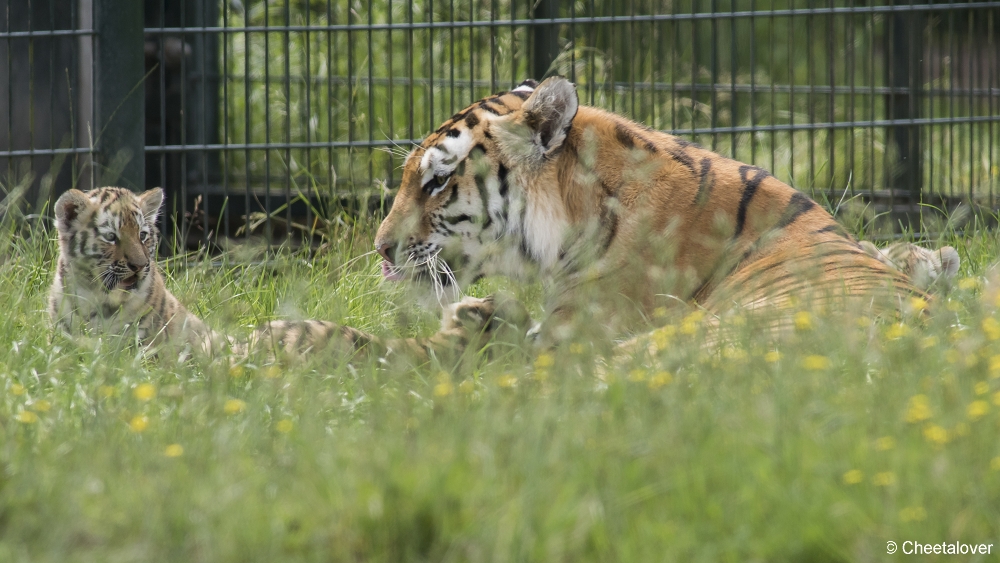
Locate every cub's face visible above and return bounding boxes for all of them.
[54,187,163,293]
[373,77,579,302]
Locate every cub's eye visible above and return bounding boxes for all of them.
[434,174,450,189]
[139,231,149,242]
[102,232,118,244]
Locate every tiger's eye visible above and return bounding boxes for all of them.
[103,233,118,244]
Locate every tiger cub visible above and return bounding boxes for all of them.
[858,241,960,291]
[49,186,224,354]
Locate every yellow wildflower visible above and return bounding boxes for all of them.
[975,381,990,395]
[899,506,927,522]
[904,395,932,423]
[98,385,116,398]
[228,365,245,378]
[764,350,781,363]
[680,310,705,334]
[133,383,156,402]
[164,444,184,457]
[653,306,668,319]
[16,410,37,424]
[909,296,927,312]
[129,415,149,433]
[991,457,1000,471]
[856,315,871,328]
[946,300,962,312]
[31,400,51,412]
[651,325,676,349]
[885,323,909,341]
[982,317,1000,341]
[920,336,938,349]
[875,436,896,451]
[569,343,585,355]
[458,379,475,394]
[11,383,24,396]
[223,399,246,414]
[923,424,949,446]
[434,372,454,397]
[802,355,831,371]
[497,374,518,388]
[534,353,554,370]
[276,419,294,433]
[873,471,897,487]
[647,371,673,389]
[968,400,989,420]
[264,366,282,379]
[957,277,978,291]
[842,469,863,485]
[793,311,812,331]
[990,355,1000,378]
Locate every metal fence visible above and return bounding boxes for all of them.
[2,0,999,249]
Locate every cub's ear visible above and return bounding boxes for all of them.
[54,189,91,231]
[521,76,578,158]
[138,187,164,222]
[938,246,960,280]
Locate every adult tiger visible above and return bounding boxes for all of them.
[373,76,921,347]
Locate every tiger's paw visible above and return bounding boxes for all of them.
[440,293,534,353]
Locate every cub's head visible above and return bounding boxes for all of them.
[54,187,163,292]
[374,76,579,302]
[859,240,960,291]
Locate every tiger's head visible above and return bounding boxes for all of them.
[54,187,163,293]
[374,77,579,301]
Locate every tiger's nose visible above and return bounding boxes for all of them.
[376,242,396,264]
[128,259,147,273]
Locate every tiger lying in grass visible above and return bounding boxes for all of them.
[366,76,928,353]
[49,186,530,363]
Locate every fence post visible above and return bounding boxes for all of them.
[532,0,559,80]
[93,0,145,190]
[886,10,924,226]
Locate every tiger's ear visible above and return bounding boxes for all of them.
[521,76,578,158]
[138,187,164,222]
[938,246,960,280]
[54,189,91,231]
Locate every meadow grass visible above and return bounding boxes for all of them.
[2,212,1000,562]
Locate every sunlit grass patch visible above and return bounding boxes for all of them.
[2,216,1000,561]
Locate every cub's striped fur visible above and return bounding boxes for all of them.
[859,241,960,291]
[49,187,527,363]
[373,77,922,347]
[254,293,532,363]
[49,187,224,354]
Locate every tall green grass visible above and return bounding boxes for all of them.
[2,204,1000,560]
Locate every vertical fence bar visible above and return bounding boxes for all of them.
[532,0,558,80]
[93,0,144,189]
[887,7,924,226]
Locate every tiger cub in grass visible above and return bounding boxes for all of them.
[49,186,226,355]
[49,186,527,363]
[858,241,960,291]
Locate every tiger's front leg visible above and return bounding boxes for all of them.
[252,293,534,365]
